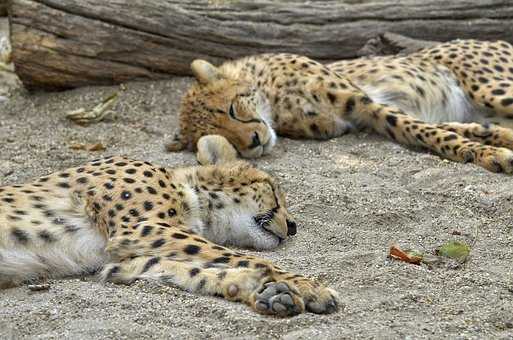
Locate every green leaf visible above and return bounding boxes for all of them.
[437,241,470,262]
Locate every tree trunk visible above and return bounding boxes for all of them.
[9,0,513,90]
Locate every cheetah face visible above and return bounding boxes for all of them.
[245,179,297,249]
[180,60,277,158]
[193,163,296,250]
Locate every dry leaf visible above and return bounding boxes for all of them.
[389,244,423,265]
[66,92,118,125]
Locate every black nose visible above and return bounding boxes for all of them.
[249,132,261,148]
[286,220,297,236]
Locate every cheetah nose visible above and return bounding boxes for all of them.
[286,220,297,236]
[249,132,261,148]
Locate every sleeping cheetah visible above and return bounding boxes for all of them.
[168,39,513,173]
[0,138,339,317]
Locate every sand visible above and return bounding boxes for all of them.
[1,20,513,340]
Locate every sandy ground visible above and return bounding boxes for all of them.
[1,22,513,340]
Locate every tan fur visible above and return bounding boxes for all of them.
[0,146,338,316]
[171,40,513,173]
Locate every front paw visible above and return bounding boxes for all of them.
[250,279,340,316]
[196,135,238,165]
[251,281,305,316]
[295,278,340,314]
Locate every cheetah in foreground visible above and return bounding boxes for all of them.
[168,39,513,173]
[0,139,339,317]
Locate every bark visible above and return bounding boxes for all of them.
[9,0,513,89]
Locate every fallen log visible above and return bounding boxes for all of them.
[9,0,513,90]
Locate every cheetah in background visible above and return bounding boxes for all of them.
[168,39,513,173]
[0,137,339,317]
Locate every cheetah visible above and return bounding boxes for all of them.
[0,138,339,317]
[167,39,513,173]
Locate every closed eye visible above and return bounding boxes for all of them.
[227,103,262,124]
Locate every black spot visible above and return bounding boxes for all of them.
[158,180,166,188]
[478,77,489,84]
[143,201,153,211]
[114,162,128,167]
[143,171,153,177]
[125,168,137,174]
[123,178,136,184]
[141,257,160,273]
[104,182,114,190]
[237,260,250,268]
[152,239,166,248]
[11,228,29,244]
[57,182,70,189]
[141,225,153,237]
[184,244,201,255]
[147,187,157,195]
[189,268,201,277]
[213,256,230,264]
[76,177,88,184]
[129,209,139,217]
[38,230,55,243]
[120,191,132,200]
[443,134,458,141]
[501,98,513,106]
[172,233,188,239]
[168,208,177,217]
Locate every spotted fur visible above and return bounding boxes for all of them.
[0,145,338,316]
[169,39,513,173]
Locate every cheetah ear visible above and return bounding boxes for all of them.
[191,59,222,84]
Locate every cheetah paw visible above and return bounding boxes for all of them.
[253,281,304,316]
[251,280,340,316]
[476,147,513,173]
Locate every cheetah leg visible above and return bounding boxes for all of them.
[435,122,513,150]
[102,225,339,316]
[350,96,513,173]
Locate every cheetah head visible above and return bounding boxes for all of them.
[184,161,296,250]
[168,59,277,158]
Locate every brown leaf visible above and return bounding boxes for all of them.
[389,244,422,265]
